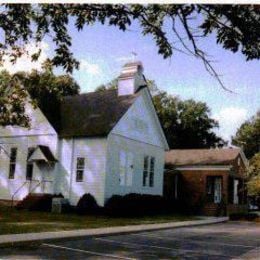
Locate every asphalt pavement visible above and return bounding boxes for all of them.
[0,222,259,259]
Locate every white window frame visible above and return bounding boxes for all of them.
[214,177,222,203]
[206,176,222,203]
[143,156,155,187]
[76,157,85,182]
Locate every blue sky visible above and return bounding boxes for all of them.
[1,18,259,144]
[70,21,259,143]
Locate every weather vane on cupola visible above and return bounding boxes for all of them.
[130,51,138,62]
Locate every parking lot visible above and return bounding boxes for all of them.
[0,222,259,259]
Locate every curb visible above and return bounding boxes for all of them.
[0,217,229,247]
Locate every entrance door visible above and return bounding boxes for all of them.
[214,177,222,203]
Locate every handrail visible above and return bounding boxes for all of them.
[11,181,29,207]
[29,179,53,193]
[11,179,54,207]
[29,179,41,194]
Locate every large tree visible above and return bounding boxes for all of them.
[0,62,79,127]
[247,153,260,207]
[153,91,226,149]
[0,4,259,127]
[232,111,260,159]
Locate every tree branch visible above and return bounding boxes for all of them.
[177,6,234,93]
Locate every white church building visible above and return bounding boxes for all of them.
[0,62,169,206]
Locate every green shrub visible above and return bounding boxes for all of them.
[105,193,170,216]
[76,193,100,215]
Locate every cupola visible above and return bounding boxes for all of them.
[118,61,147,96]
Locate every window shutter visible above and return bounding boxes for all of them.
[149,157,155,187]
[143,156,149,186]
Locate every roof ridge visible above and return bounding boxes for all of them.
[63,89,140,101]
[63,89,117,99]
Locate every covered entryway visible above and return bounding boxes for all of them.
[10,145,58,206]
[27,145,57,194]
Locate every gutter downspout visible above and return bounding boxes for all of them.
[69,138,75,202]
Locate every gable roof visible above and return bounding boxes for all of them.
[143,88,169,150]
[165,148,242,166]
[56,89,139,138]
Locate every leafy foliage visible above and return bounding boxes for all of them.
[247,153,260,197]
[0,72,29,127]
[247,153,260,179]
[0,5,259,76]
[95,78,118,92]
[76,193,100,215]
[153,91,226,149]
[0,4,259,126]
[232,112,260,159]
[0,62,79,127]
[104,193,169,216]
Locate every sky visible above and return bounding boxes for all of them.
[1,17,259,144]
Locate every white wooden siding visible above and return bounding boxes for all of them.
[0,135,58,201]
[57,138,107,206]
[105,134,164,201]
[104,90,166,201]
[0,88,167,207]
[0,101,58,201]
[111,92,166,149]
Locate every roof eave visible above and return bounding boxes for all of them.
[173,165,233,171]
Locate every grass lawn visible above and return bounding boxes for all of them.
[0,206,197,235]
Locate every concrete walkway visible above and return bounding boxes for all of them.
[0,217,228,246]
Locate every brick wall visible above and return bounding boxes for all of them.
[179,170,229,201]
[176,168,247,216]
[177,170,229,216]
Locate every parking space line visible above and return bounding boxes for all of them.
[95,237,232,258]
[42,243,136,260]
[96,237,174,250]
[131,233,256,248]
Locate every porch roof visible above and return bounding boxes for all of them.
[28,145,57,163]
[165,148,242,166]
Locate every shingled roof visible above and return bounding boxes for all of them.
[165,148,242,166]
[56,89,139,138]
